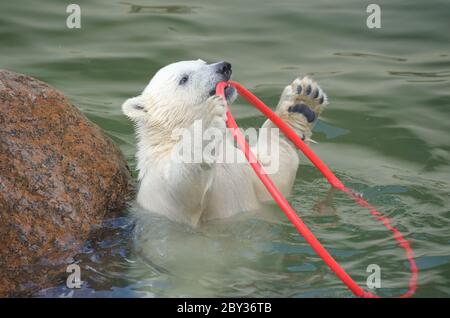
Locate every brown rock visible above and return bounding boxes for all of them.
[0,70,134,296]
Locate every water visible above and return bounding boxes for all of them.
[1,0,449,297]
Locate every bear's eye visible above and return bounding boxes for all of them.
[179,75,189,85]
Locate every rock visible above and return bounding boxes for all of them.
[0,70,134,296]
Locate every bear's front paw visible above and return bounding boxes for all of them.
[279,76,328,123]
[273,76,330,143]
[205,95,227,132]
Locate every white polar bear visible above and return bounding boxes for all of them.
[122,60,328,227]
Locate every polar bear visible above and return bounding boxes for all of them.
[122,60,328,227]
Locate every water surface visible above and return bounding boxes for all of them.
[1,0,449,297]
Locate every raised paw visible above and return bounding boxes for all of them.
[278,76,328,121]
[205,95,227,131]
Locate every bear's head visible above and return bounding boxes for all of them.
[122,59,236,125]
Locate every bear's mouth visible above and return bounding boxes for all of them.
[208,85,235,100]
[224,86,236,100]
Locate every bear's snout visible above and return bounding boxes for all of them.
[215,61,232,80]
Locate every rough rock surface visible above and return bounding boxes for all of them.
[0,70,134,296]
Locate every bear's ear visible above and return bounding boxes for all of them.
[122,95,147,120]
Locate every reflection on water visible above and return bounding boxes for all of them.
[388,71,450,78]
[1,0,449,297]
[120,2,198,14]
[334,52,408,62]
[388,70,450,79]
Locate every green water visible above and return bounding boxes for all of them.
[1,0,450,297]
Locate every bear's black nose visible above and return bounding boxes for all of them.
[216,61,232,78]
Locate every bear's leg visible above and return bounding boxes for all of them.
[252,76,329,202]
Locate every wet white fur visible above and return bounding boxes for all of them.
[122,60,327,227]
